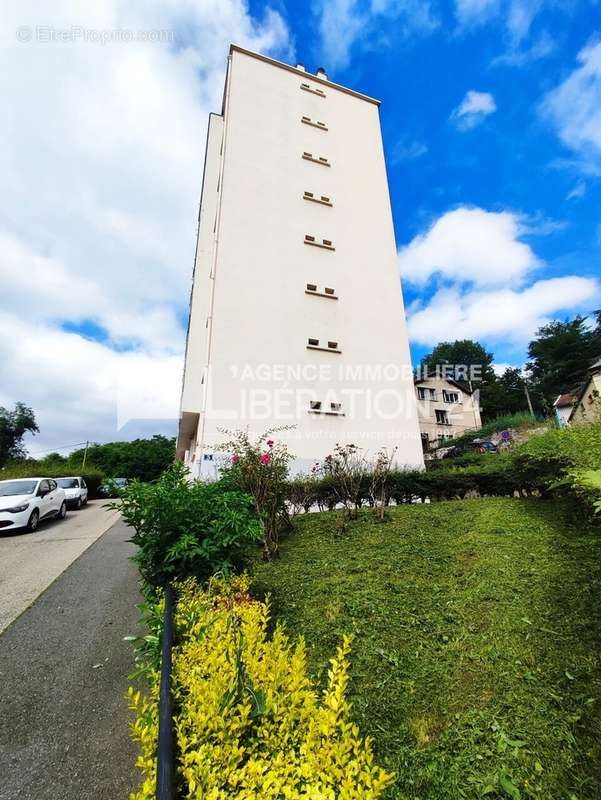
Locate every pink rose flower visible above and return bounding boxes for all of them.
[260,453,271,465]
[232,454,240,463]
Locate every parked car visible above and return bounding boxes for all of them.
[99,477,129,498]
[0,478,67,533]
[54,476,88,509]
[442,440,498,459]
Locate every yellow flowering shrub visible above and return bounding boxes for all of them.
[129,575,393,799]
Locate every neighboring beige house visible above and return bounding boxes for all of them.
[553,393,577,427]
[414,376,482,451]
[176,45,424,476]
[569,359,601,425]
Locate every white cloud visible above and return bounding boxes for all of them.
[451,90,497,129]
[566,179,587,200]
[408,276,600,346]
[541,39,601,167]
[0,312,183,454]
[391,138,428,163]
[455,0,545,44]
[398,207,538,286]
[315,0,438,71]
[491,29,555,66]
[0,0,292,451]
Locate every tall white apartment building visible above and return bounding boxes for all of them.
[176,45,424,476]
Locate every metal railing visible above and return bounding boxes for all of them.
[156,584,175,800]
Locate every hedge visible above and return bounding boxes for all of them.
[0,462,106,498]
[129,575,393,799]
[285,421,601,515]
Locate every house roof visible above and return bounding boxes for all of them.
[554,393,577,408]
[414,376,474,395]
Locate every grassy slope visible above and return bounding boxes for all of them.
[252,499,601,800]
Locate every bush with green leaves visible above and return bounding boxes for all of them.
[114,461,262,590]
[286,422,601,517]
[216,428,293,559]
[0,461,105,498]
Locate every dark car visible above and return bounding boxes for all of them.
[442,440,497,459]
[99,477,129,498]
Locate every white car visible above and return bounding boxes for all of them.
[55,476,88,509]
[0,478,67,533]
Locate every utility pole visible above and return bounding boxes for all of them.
[522,381,535,418]
[81,440,89,469]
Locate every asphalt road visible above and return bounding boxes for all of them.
[0,499,121,633]
[0,518,142,800]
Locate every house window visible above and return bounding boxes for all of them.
[301,116,328,130]
[310,400,321,411]
[301,152,331,166]
[435,409,450,425]
[328,341,338,350]
[308,338,319,346]
[305,285,338,298]
[303,192,333,206]
[330,402,342,412]
[417,387,436,400]
[300,83,326,97]
[304,235,335,250]
[443,390,459,403]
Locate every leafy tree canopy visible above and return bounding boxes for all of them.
[0,403,38,467]
[527,314,601,403]
[66,435,175,482]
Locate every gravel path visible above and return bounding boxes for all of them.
[0,518,142,800]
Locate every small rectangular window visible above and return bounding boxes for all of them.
[324,287,335,295]
[323,239,332,246]
[302,115,311,122]
[306,283,317,291]
[435,409,449,425]
[301,82,310,89]
[303,151,312,158]
[331,402,342,412]
[304,191,314,198]
[321,196,330,202]
[328,341,338,350]
[318,157,328,163]
[308,338,319,346]
[305,234,316,242]
[310,401,321,411]
[317,121,326,128]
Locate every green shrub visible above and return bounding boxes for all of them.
[0,461,105,498]
[114,462,262,590]
[129,576,393,799]
[216,428,293,559]
[284,423,601,515]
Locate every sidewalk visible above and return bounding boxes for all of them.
[0,519,142,799]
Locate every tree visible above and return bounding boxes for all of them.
[68,435,175,482]
[527,315,601,405]
[0,403,39,467]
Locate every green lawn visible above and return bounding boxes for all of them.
[251,498,601,800]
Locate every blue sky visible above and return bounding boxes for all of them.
[280,0,601,366]
[1,1,600,451]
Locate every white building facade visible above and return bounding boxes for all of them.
[177,46,424,476]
